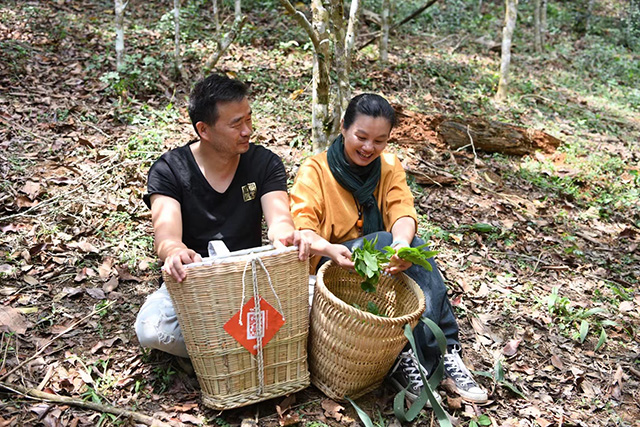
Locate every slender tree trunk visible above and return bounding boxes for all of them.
[311,0,331,151]
[235,0,242,21]
[174,0,182,75]
[541,0,547,35]
[330,0,346,135]
[330,0,360,136]
[114,0,126,71]
[380,0,391,64]
[585,0,596,33]
[204,0,245,72]
[496,0,518,101]
[628,0,640,50]
[534,0,542,52]
[212,0,220,36]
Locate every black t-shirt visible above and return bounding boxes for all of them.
[143,142,287,256]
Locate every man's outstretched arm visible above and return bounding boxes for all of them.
[261,190,310,260]
[150,194,202,282]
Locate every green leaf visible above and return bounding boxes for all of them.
[548,287,559,311]
[600,320,618,327]
[363,251,379,271]
[477,414,492,426]
[581,307,606,318]
[472,223,494,233]
[595,328,607,351]
[579,320,590,343]
[472,370,495,379]
[345,397,375,427]
[470,421,479,427]
[395,246,438,271]
[494,358,505,382]
[361,278,377,293]
[366,301,380,316]
[501,380,526,399]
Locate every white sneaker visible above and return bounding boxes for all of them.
[443,345,488,403]
[388,349,442,407]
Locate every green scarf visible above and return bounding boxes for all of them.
[327,134,384,235]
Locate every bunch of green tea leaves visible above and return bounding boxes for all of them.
[395,243,438,271]
[352,237,439,293]
[352,236,391,292]
[351,301,387,317]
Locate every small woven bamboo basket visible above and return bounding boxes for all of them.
[309,261,426,401]
[163,246,310,410]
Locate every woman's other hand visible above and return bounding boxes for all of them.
[385,240,412,275]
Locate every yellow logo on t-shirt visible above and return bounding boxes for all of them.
[242,182,257,202]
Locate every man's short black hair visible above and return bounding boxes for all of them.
[188,73,248,137]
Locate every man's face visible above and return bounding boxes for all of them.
[202,97,252,155]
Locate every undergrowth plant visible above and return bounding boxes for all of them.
[547,287,617,351]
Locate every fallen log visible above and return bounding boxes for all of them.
[437,118,562,155]
[391,105,562,156]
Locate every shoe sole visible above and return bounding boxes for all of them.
[457,391,489,404]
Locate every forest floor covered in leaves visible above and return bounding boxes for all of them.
[1,0,639,426]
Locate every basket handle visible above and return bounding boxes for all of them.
[238,254,287,396]
[239,255,286,325]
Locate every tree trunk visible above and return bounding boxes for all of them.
[495,0,518,101]
[235,0,242,21]
[330,0,346,136]
[585,0,596,33]
[114,0,126,71]
[174,0,182,76]
[380,0,391,64]
[331,0,360,137]
[360,0,438,51]
[203,15,246,71]
[212,0,220,35]
[437,118,561,155]
[278,0,359,151]
[541,0,547,36]
[627,0,640,50]
[204,0,245,72]
[390,106,562,156]
[534,0,542,52]
[311,0,331,152]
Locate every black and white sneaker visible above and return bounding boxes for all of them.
[443,345,488,403]
[388,349,442,407]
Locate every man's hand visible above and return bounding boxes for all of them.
[274,230,311,260]
[163,248,203,283]
[327,244,354,271]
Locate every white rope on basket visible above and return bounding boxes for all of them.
[239,253,286,395]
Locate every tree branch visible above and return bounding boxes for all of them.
[278,0,320,50]
[0,381,170,427]
[359,0,439,50]
[204,15,247,71]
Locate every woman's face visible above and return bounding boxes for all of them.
[341,114,392,167]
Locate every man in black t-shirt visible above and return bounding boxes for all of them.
[135,74,310,357]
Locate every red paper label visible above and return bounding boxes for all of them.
[223,297,285,355]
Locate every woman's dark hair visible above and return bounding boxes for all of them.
[342,93,396,130]
[188,73,248,136]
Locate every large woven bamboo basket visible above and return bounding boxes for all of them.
[163,246,310,410]
[309,261,426,401]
